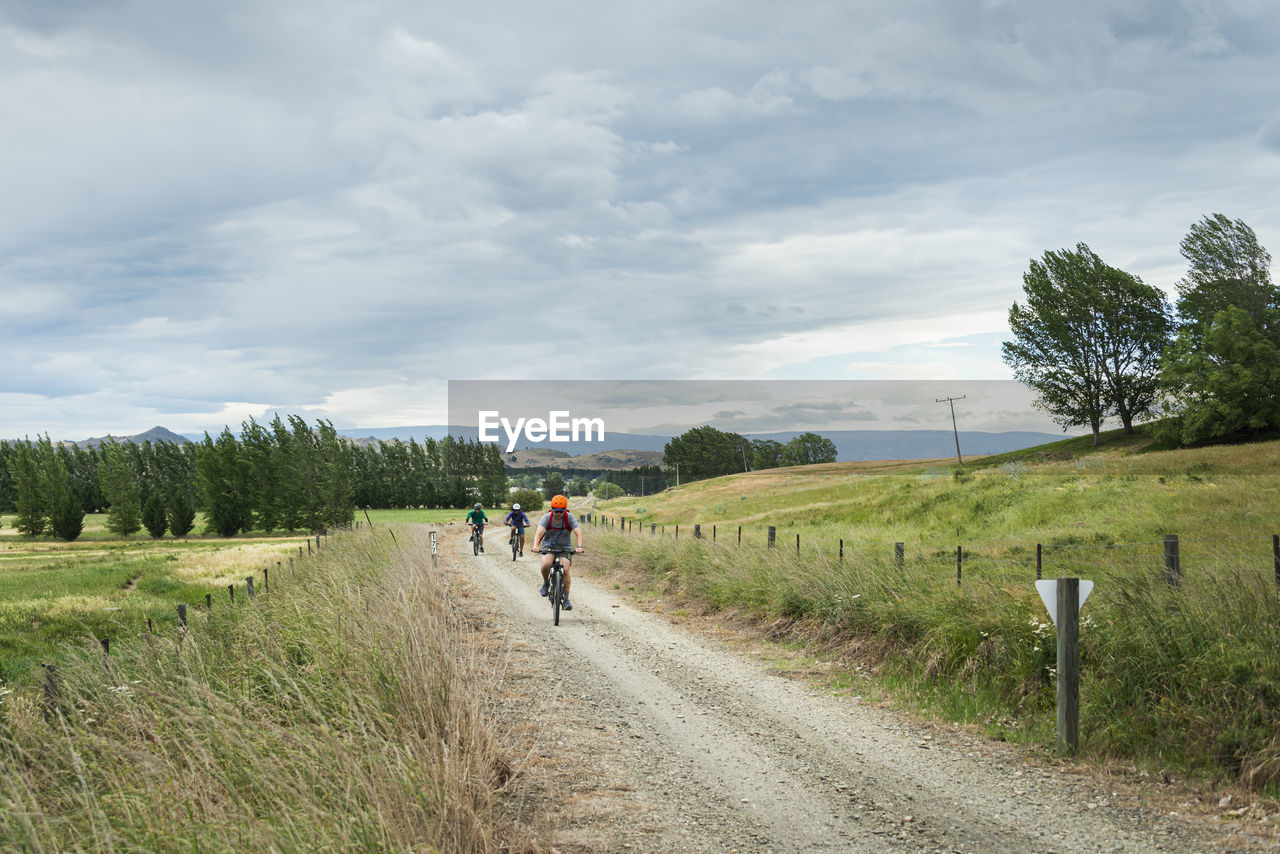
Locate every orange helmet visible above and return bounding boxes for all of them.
[551,494,568,509]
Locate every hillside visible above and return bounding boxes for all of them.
[504,447,664,470]
[594,431,1280,555]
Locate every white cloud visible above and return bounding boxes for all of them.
[3,0,1280,438]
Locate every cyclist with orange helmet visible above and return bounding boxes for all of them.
[531,494,583,610]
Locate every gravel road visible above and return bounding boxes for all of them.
[433,524,1277,853]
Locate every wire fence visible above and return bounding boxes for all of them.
[583,512,1280,588]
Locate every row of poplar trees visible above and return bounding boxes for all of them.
[1003,213,1280,445]
[1,416,509,541]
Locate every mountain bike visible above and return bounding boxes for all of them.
[539,547,580,626]
[509,526,521,561]
[470,524,484,555]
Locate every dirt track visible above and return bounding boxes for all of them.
[431,523,1276,853]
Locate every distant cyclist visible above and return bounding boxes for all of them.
[465,503,487,553]
[504,502,531,556]
[531,494,583,609]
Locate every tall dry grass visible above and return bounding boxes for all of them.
[0,527,544,852]
[595,525,1280,794]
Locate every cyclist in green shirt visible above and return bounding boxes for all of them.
[465,503,487,553]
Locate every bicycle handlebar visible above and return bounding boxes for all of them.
[538,547,584,554]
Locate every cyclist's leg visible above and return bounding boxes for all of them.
[563,554,571,594]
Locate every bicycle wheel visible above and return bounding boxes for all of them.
[550,569,563,626]
[473,532,479,556]
[511,534,518,561]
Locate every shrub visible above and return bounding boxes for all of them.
[47,491,84,541]
[167,492,196,538]
[508,488,542,513]
[142,494,167,538]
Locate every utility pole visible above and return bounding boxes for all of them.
[936,395,966,465]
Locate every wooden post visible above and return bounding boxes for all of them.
[101,638,110,672]
[229,584,235,604]
[205,593,212,610]
[839,539,843,562]
[675,525,679,539]
[894,542,904,568]
[247,576,255,598]
[768,526,776,549]
[713,525,716,542]
[315,535,321,551]
[1273,534,1279,589]
[1057,577,1081,755]
[694,524,701,539]
[796,533,800,555]
[738,525,741,545]
[41,664,60,721]
[147,618,153,634]
[956,546,962,585]
[1163,534,1180,588]
[264,566,270,593]
[177,603,187,627]
[651,524,655,535]
[308,539,312,555]
[1036,543,1042,580]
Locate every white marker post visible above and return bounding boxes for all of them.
[430,530,438,569]
[1035,578,1094,755]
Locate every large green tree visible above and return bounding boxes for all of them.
[98,441,142,536]
[782,432,839,466]
[1159,215,1280,444]
[1003,244,1171,444]
[6,440,46,536]
[663,426,748,482]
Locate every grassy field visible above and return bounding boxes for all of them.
[0,526,540,851]
[590,431,1280,793]
[0,514,314,684]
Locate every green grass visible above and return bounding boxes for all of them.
[589,434,1280,794]
[0,529,310,684]
[0,527,537,851]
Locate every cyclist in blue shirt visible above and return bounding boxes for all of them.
[504,503,531,556]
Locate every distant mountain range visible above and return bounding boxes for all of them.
[42,424,1073,463]
[74,426,192,449]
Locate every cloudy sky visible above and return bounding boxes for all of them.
[4,0,1279,440]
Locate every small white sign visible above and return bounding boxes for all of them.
[1035,579,1094,627]
[430,531,437,554]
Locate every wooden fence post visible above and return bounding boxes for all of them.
[264,566,270,593]
[675,525,679,539]
[713,525,716,542]
[956,546,963,585]
[247,577,255,598]
[650,524,655,535]
[694,524,701,539]
[177,603,187,627]
[839,538,843,562]
[796,534,800,556]
[894,542,904,568]
[205,593,212,610]
[1057,577,1081,755]
[768,526,776,549]
[229,584,235,603]
[1036,543,1043,580]
[1163,534,1180,588]
[738,525,742,545]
